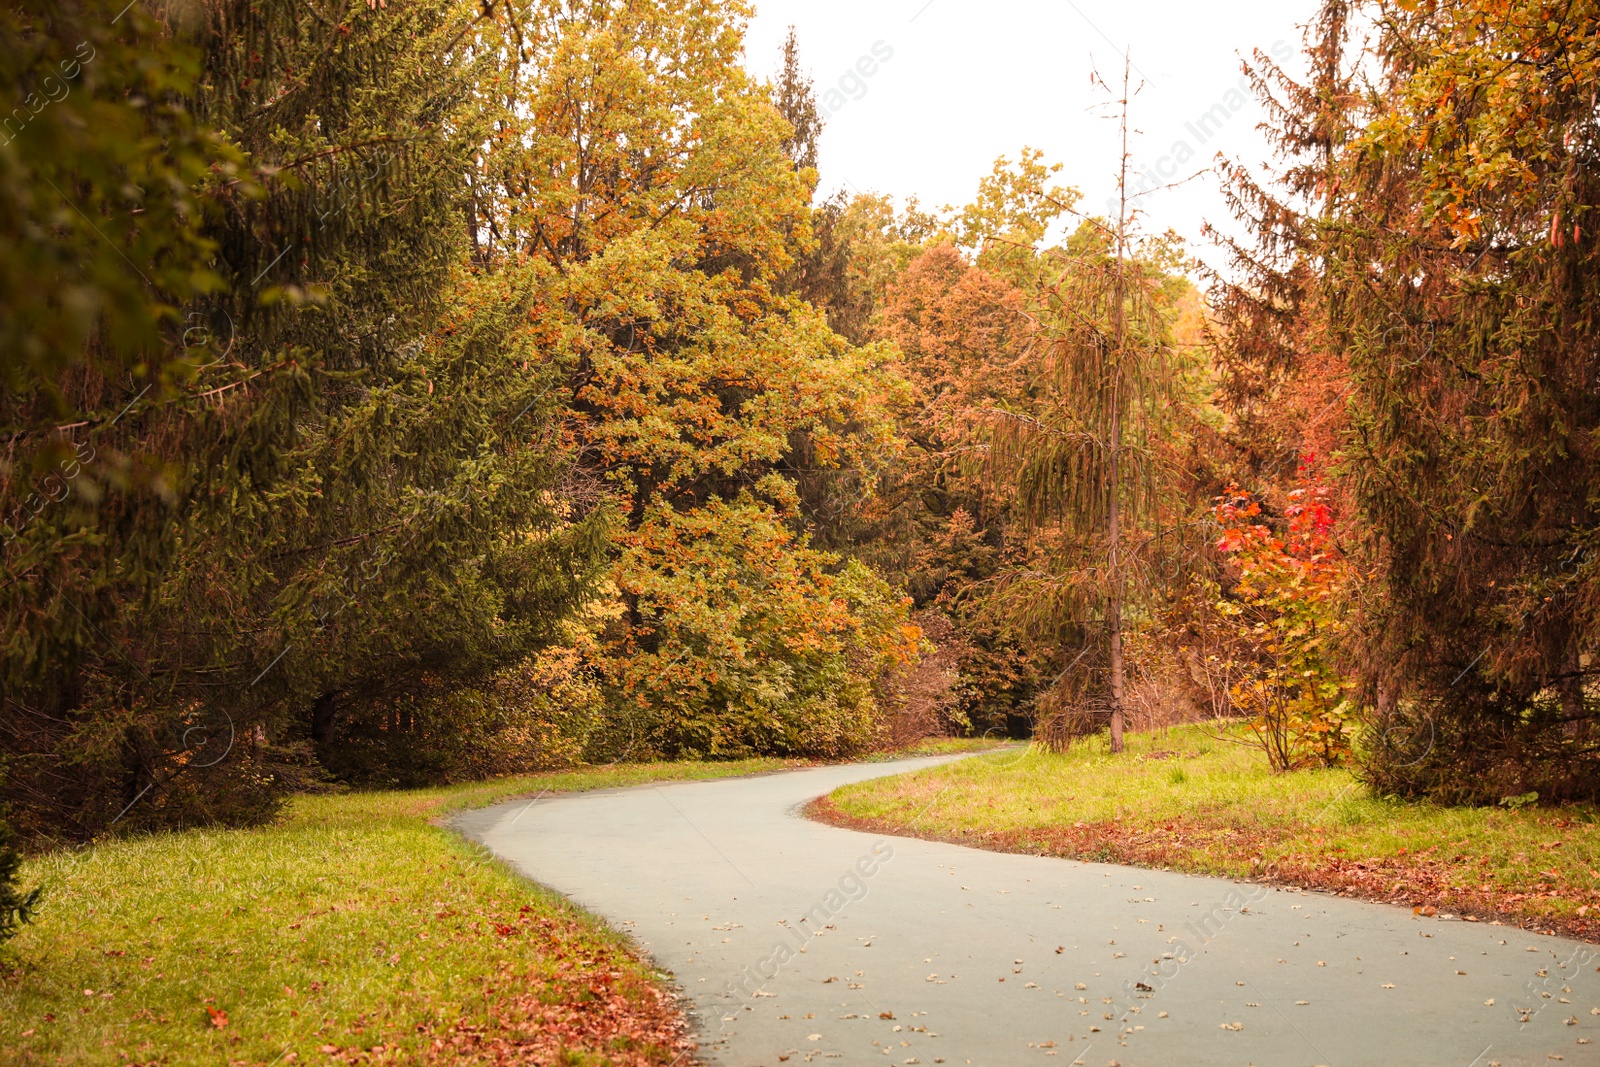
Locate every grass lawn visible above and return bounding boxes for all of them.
[0,759,801,1067]
[860,736,1007,760]
[816,724,1600,943]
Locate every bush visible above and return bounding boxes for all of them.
[0,804,41,945]
[315,640,606,788]
[1210,472,1354,770]
[1361,692,1600,806]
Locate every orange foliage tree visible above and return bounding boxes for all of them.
[464,0,916,756]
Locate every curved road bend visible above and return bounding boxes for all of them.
[455,756,1600,1067]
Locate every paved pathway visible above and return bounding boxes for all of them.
[456,756,1600,1067]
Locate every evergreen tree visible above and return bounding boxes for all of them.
[1217,0,1600,801]
[985,76,1180,753]
[2,0,607,834]
[774,26,821,177]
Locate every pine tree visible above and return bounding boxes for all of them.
[1216,0,1600,801]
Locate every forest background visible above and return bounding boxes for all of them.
[3,0,1598,924]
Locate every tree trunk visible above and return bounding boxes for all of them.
[310,691,339,745]
[1106,52,1131,756]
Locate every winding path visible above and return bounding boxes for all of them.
[455,755,1599,1066]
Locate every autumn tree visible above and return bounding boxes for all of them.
[986,75,1183,754]
[464,0,914,757]
[1218,0,1600,801]
[870,238,1046,733]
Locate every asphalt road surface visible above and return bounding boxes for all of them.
[456,755,1600,1067]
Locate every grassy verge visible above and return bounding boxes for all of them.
[815,724,1600,942]
[863,736,1014,760]
[0,759,799,1067]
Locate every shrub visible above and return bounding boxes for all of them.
[1212,470,1354,770]
[0,803,41,945]
[315,639,606,788]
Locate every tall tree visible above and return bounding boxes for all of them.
[987,64,1179,753]
[464,0,914,757]
[1217,0,1600,801]
[774,25,821,177]
[2,0,608,834]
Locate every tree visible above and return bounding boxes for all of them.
[987,63,1180,753]
[2,0,608,835]
[774,26,821,177]
[464,0,916,757]
[1212,468,1354,770]
[1217,0,1600,802]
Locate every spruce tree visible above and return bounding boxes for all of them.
[2,0,608,832]
[1215,0,1600,801]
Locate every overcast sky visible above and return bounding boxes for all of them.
[743,0,1317,269]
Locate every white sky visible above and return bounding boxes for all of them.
[744,0,1317,271]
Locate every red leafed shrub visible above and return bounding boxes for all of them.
[1213,464,1354,770]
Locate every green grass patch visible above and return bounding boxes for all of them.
[0,759,796,1066]
[863,737,1014,760]
[822,725,1600,939]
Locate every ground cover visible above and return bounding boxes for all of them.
[0,759,801,1066]
[817,725,1600,942]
